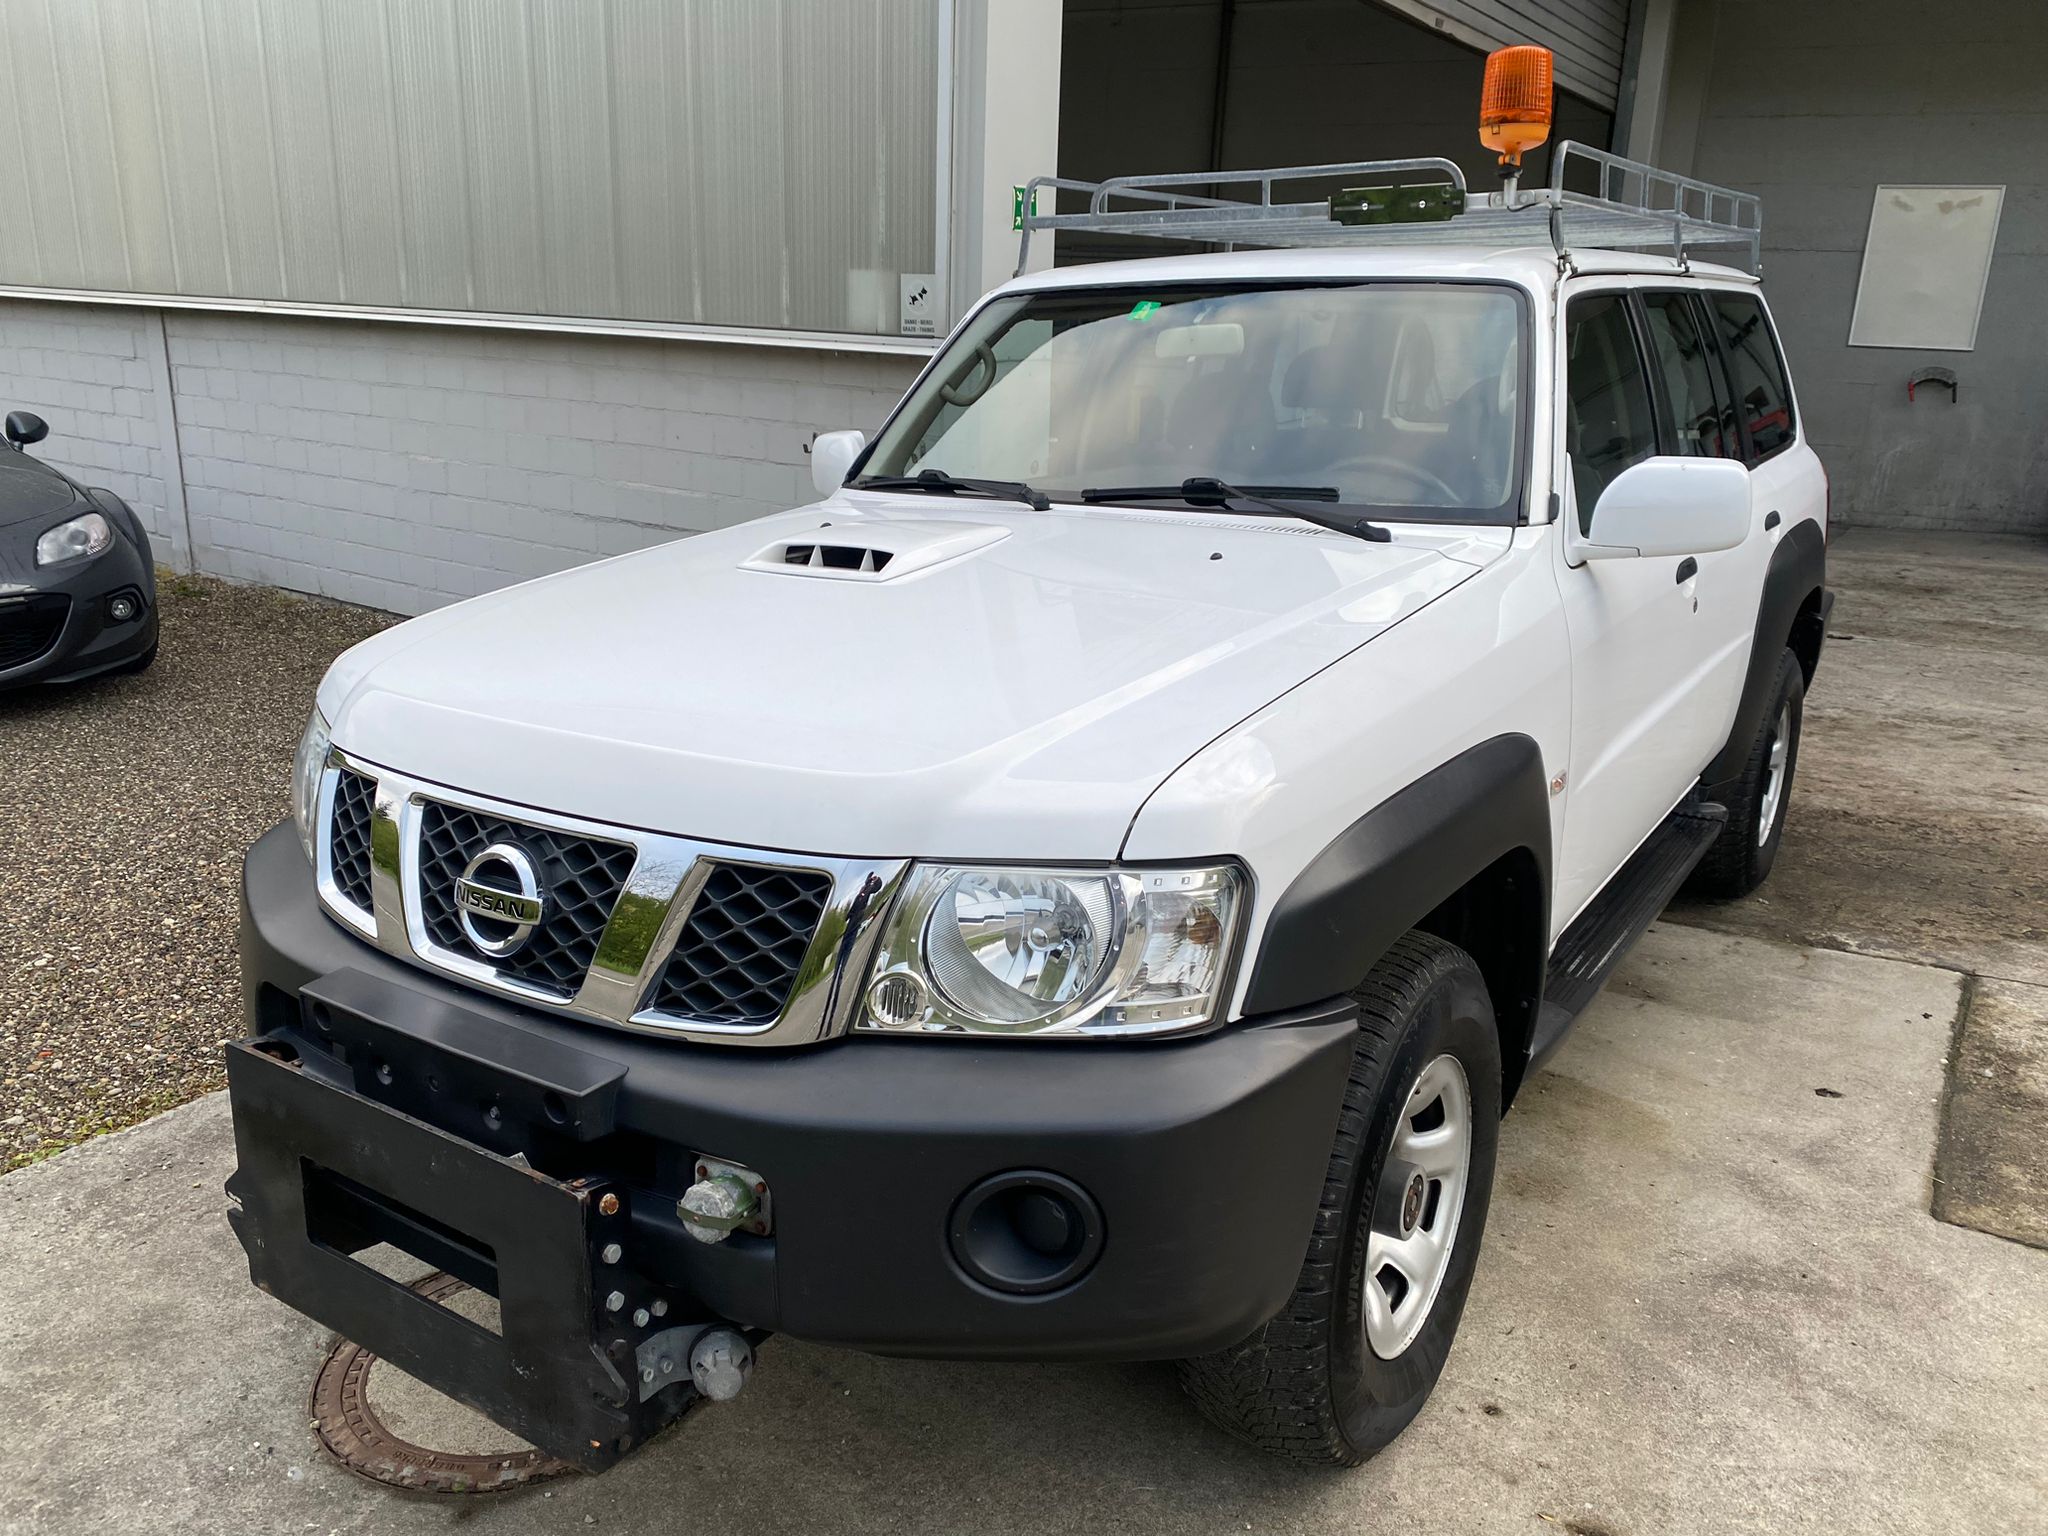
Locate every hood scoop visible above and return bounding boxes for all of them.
[742,519,1009,583]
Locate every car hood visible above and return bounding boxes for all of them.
[0,451,84,532]
[323,495,1509,859]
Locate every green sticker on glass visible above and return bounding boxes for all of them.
[1129,300,1162,321]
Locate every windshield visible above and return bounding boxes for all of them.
[861,281,1526,523]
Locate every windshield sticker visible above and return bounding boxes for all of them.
[1128,300,1162,321]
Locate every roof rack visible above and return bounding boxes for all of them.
[1014,141,1762,278]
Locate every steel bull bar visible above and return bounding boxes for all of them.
[224,969,748,1474]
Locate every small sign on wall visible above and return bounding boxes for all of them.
[899,274,938,338]
[1848,185,2004,351]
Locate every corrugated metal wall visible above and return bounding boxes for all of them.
[0,0,938,336]
[1375,0,1631,108]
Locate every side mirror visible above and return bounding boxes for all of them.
[1582,457,1749,559]
[5,410,49,448]
[810,429,866,499]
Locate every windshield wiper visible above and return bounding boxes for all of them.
[853,468,1051,512]
[1080,478,1391,543]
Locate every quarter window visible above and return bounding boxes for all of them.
[1708,293,1796,458]
[1564,294,1659,533]
[1641,291,1735,459]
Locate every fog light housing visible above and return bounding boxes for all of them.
[948,1171,1104,1295]
[105,589,142,623]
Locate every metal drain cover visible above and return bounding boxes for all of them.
[309,1271,573,1495]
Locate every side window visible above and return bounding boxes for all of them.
[1708,292,1796,459]
[1564,294,1659,533]
[1640,291,1734,458]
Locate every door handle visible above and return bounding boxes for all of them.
[1675,557,1698,584]
[1764,510,1781,531]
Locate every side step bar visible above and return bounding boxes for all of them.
[1529,800,1728,1069]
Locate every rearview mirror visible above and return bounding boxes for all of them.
[1155,323,1243,360]
[811,429,865,499]
[1582,457,1749,559]
[5,410,48,448]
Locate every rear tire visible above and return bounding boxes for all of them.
[1177,932,1501,1464]
[1688,647,1803,898]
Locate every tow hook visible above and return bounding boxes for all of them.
[689,1329,754,1401]
[633,1324,755,1403]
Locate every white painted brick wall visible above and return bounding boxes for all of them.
[3,296,921,614]
[0,302,180,555]
[165,312,921,614]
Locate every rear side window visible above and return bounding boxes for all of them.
[1640,291,1736,459]
[1564,294,1658,533]
[1708,293,1796,458]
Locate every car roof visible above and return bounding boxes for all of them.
[998,244,1760,298]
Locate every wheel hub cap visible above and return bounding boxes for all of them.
[1400,1173,1426,1233]
[1363,1054,1473,1360]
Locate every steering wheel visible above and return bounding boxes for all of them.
[939,343,999,406]
[1324,454,1462,507]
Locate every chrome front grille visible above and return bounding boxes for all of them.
[415,802,637,998]
[310,748,906,1046]
[329,769,377,914]
[649,864,836,1025]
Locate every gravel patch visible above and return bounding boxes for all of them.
[0,572,396,1171]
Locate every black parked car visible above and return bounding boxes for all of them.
[0,409,158,690]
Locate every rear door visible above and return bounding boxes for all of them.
[1704,287,1828,545]
[1636,287,1765,752]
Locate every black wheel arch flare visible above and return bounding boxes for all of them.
[1242,734,1552,1104]
[1703,518,1826,796]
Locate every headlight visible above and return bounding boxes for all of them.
[35,511,113,566]
[291,707,333,861]
[859,863,1243,1038]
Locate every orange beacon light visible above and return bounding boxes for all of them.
[1479,45,1554,178]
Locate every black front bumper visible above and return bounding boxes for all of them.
[230,826,1357,1465]
[0,532,157,689]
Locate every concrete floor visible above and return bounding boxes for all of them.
[4,529,2046,1533]
[4,925,2040,1536]
[1670,528,2048,1251]
[1670,529,2048,987]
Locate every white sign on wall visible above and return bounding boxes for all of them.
[899,274,939,338]
[1848,185,2005,352]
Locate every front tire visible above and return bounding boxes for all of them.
[1178,932,1501,1465]
[1688,647,1804,898]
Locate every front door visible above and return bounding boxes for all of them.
[1550,288,1714,931]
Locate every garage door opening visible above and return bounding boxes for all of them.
[1057,0,1615,265]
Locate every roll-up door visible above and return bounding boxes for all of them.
[1374,0,1632,110]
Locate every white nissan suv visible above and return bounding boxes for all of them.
[226,141,1830,1473]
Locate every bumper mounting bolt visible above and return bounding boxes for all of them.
[598,1193,620,1216]
[601,1243,623,1265]
[632,1308,650,1327]
[604,1290,626,1313]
